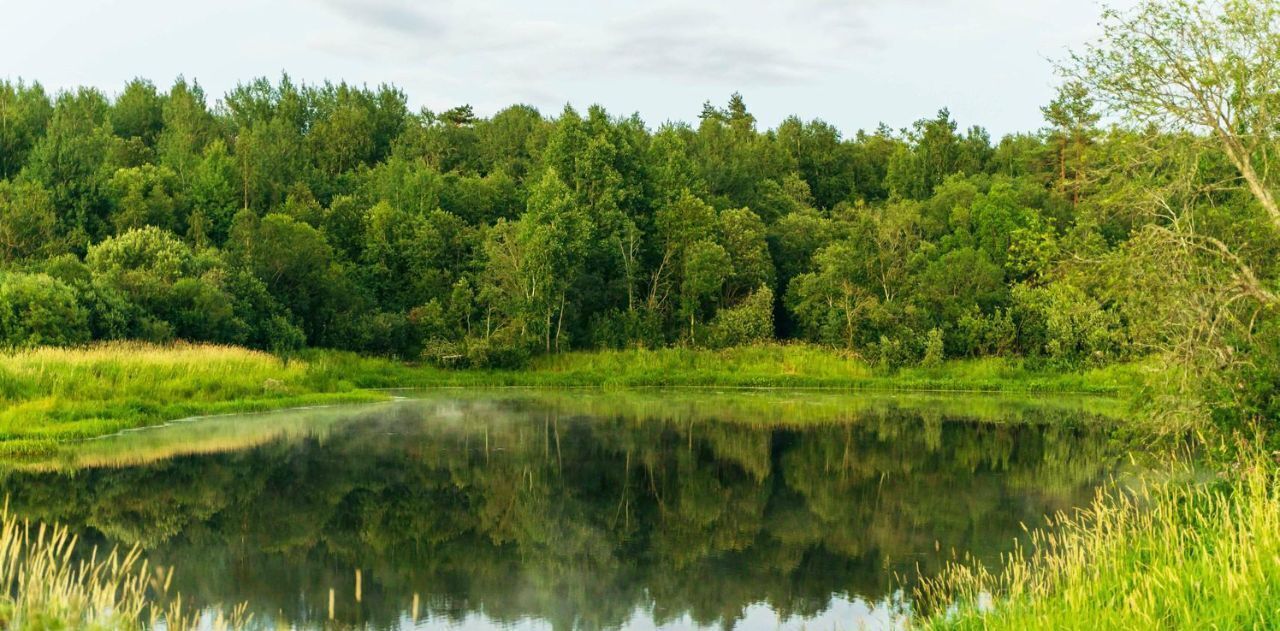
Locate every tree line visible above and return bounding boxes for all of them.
[1,0,1278,429]
[0,79,1142,364]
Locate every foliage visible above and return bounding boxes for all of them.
[0,1,1276,429]
[708,285,775,348]
[0,272,88,347]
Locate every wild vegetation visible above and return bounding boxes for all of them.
[0,504,247,630]
[1,0,1279,627]
[0,341,1143,455]
[3,1,1275,435]
[918,0,1280,627]
[920,451,1280,629]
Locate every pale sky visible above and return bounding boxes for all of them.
[0,0,1135,137]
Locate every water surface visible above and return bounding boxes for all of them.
[1,390,1137,630]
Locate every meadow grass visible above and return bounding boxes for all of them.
[0,342,385,455]
[0,341,1147,453]
[359,344,1149,392]
[918,448,1280,629]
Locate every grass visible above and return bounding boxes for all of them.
[917,447,1280,629]
[0,343,386,456]
[0,503,247,630]
[0,341,1149,454]
[11,389,1128,473]
[414,346,1149,392]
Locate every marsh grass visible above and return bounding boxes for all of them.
[918,449,1280,629]
[2,341,1146,452]
[404,345,1148,393]
[0,503,248,630]
[0,342,384,455]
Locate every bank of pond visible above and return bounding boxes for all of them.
[0,388,1225,630]
[0,342,1147,457]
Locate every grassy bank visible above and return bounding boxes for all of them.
[0,343,387,455]
[496,346,1147,392]
[0,342,1147,454]
[309,344,1148,393]
[918,451,1277,629]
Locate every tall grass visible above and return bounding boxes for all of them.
[444,345,1148,392]
[0,504,247,630]
[0,342,384,456]
[1,341,1146,454]
[918,450,1280,629]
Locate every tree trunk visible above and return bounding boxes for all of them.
[1213,129,1280,233]
[554,294,566,353]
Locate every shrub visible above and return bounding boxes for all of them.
[921,328,945,368]
[708,286,775,348]
[0,272,89,348]
[1012,283,1127,366]
[589,308,665,349]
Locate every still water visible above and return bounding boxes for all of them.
[2,390,1138,630]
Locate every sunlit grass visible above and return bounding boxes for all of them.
[917,449,1280,629]
[453,344,1148,393]
[1,341,1148,453]
[0,342,385,454]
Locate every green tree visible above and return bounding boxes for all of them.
[110,78,164,147]
[25,88,118,241]
[0,178,60,262]
[1072,0,1280,232]
[680,240,732,344]
[0,80,53,179]
[107,164,179,233]
[187,140,240,244]
[718,207,774,301]
[483,170,592,352]
[228,211,346,344]
[156,78,219,187]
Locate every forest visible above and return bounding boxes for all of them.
[0,75,1267,420]
[0,78,1106,367]
[1,2,1278,427]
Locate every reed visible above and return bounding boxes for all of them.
[0,503,248,630]
[917,448,1280,629]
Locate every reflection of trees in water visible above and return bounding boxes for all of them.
[0,396,1124,629]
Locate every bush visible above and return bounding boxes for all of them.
[875,335,915,370]
[589,308,665,349]
[921,328,945,368]
[708,286,775,349]
[0,272,89,348]
[261,316,306,354]
[1012,283,1127,366]
[463,329,534,369]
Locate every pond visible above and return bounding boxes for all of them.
[1,390,1141,630]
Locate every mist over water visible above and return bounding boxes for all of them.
[0,391,1138,630]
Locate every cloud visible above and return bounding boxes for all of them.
[303,0,908,88]
[313,0,449,39]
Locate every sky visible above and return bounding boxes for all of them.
[0,0,1135,137]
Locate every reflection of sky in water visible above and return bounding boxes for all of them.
[403,598,901,630]
[9,390,1131,631]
